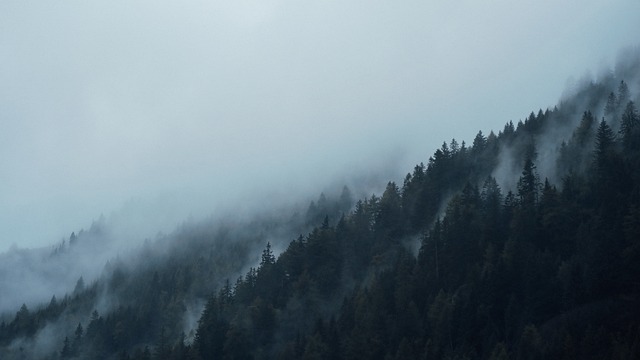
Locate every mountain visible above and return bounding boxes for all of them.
[1,51,640,359]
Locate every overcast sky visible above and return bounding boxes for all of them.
[1,0,639,250]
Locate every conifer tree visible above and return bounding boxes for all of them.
[61,336,72,359]
[617,80,630,108]
[260,242,276,268]
[620,101,639,151]
[594,119,616,171]
[605,92,617,116]
[517,157,540,208]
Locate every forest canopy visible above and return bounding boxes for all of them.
[1,56,640,360]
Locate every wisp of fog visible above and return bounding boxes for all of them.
[2,1,639,252]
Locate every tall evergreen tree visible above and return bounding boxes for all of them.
[617,80,630,108]
[517,157,540,208]
[620,101,639,151]
[593,119,616,172]
[604,92,617,116]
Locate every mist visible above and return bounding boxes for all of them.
[2,1,638,340]
[0,1,639,355]
[2,1,639,252]
[1,1,640,352]
[491,49,640,194]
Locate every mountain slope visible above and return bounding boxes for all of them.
[1,52,640,360]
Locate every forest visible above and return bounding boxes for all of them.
[1,56,639,359]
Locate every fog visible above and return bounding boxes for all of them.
[2,0,640,251]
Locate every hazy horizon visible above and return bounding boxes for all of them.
[2,0,640,251]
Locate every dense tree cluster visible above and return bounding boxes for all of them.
[1,69,639,359]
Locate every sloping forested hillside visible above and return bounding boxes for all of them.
[1,54,640,359]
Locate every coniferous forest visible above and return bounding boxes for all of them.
[1,55,640,359]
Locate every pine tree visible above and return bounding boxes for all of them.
[14,304,32,336]
[450,138,460,154]
[574,111,596,146]
[517,157,540,208]
[74,276,85,294]
[61,336,72,359]
[73,322,83,355]
[260,242,276,268]
[194,295,227,359]
[472,130,487,153]
[594,119,616,172]
[605,92,617,116]
[617,80,630,108]
[620,101,639,151]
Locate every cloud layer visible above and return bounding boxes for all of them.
[1,0,639,249]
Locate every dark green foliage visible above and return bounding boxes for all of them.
[620,101,640,154]
[194,296,228,358]
[558,111,597,176]
[60,336,72,359]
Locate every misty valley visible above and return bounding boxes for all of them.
[2,54,640,359]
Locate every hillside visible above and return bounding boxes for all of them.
[1,54,640,359]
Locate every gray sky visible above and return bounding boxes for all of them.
[1,0,639,250]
